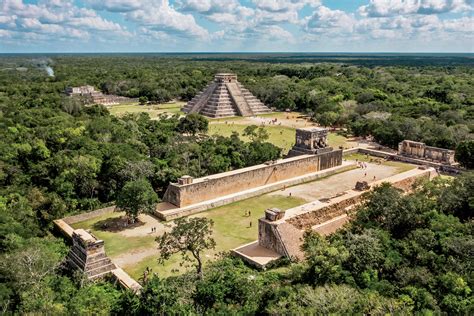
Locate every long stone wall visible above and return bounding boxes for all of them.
[258,167,436,260]
[164,150,343,208]
[62,206,116,225]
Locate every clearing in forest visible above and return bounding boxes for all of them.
[70,158,414,280]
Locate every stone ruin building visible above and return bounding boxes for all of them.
[182,73,271,118]
[159,127,342,217]
[66,229,116,279]
[287,127,332,157]
[398,140,455,165]
[65,86,136,106]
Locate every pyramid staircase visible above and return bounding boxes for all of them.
[182,73,271,118]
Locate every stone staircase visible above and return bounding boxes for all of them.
[182,82,217,114]
[237,83,271,115]
[66,229,116,280]
[225,82,254,116]
[183,73,271,118]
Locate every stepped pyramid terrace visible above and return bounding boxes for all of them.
[182,73,271,118]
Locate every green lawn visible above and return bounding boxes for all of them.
[71,194,306,280]
[208,123,348,153]
[125,194,305,279]
[109,101,185,118]
[344,153,415,173]
[70,212,156,258]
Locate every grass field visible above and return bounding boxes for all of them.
[344,153,415,173]
[108,101,185,118]
[70,212,156,258]
[208,123,348,153]
[72,194,306,279]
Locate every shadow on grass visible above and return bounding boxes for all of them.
[93,216,145,233]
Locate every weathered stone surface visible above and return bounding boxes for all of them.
[398,140,455,165]
[182,73,271,118]
[66,229,116,279]
[288,127,332,157]
[163,150,343,208]
[354,181,370,191]
[257,168,436,260]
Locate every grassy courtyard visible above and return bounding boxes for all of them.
[344,153,415,173]
[71,194,306,279]
[108,101,185,118]
[208,123,348,154]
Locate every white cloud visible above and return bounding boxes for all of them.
[86,0,143,12]
[253,0,321,12]
[0,0,130,43]
[359,0,472,17]
[304,6,355,34]
[126,0,209,39]
[177,0,240,13]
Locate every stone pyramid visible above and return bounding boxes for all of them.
[182,73,271,118]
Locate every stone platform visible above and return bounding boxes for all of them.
[232,167,437,268]
[155,161,356,221]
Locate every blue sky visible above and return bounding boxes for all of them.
[1,0,473,53]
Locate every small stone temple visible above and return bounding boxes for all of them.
[398,140,455,165]
[182,73,271,118]
[66,229,116,279]
[287,127,332,157]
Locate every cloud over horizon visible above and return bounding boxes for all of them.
[0,0,472,52]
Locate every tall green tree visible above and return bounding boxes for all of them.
[156,217,216,279]
[115,178,159,223]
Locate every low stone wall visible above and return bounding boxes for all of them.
[343,147,463,175]
[164,150,343,208]
[287,167,432,230]
[54,214,141,292]
[62,206,116,225]
[156,162,356,221]
[258,167,436,259]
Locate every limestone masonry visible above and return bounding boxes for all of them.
[398,140,455,165]
[182,73,271,118]
[163,127,341,207]
[66,85,136,106]
[288,127,332,157]
[163,151,342,208]
[66,229,116,279]
[247,167,438,265]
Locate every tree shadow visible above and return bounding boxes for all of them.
[93,216,145,233]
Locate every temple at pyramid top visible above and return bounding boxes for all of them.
[182,73,271,118]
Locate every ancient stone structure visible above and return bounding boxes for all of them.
[66,229,116,279]
[239,167,437,266]
[163,150,342,208]
[354,181,370,191]
[65,86,136,106]
[398,140,455,165]
[288,127,332,157]
[182,73,271,118]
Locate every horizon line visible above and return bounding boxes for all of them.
[1,51,473,55]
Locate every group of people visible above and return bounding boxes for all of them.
[150,227,157,233]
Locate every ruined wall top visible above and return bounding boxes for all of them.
[72,229,103,249]
[214,73,237,83]
[398,140,455,164]
[294,127,328,150]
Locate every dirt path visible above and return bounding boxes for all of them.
[118,214,168,238]
[112,246,159,268]
[210,112,314,129]
[269,162,401,201]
